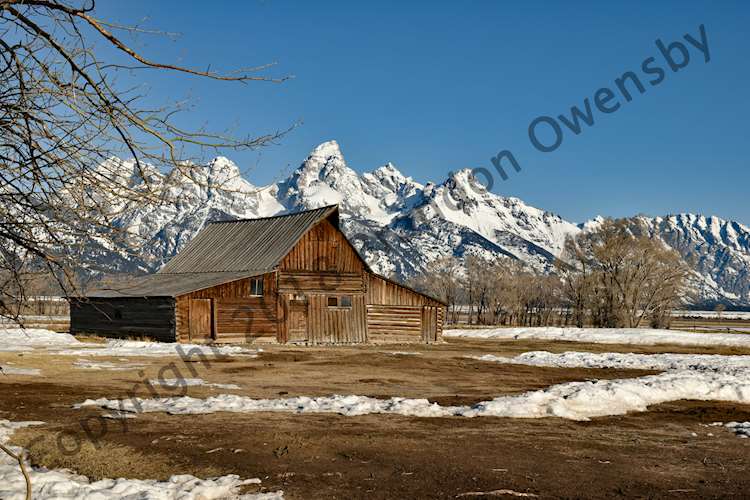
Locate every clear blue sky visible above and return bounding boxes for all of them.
[96,1,749,225]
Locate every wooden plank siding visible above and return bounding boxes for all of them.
[421,306,439,343]
[306,294,367,344]
[175,273,278,343]
[279,218,366,273]
[366,273,443,307]
[276,217,369,343]
[278,272,364,293]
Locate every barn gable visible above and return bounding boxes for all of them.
[158,205,346,275]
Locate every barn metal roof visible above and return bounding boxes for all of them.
[87,271,264,298]
[158,205,342,274]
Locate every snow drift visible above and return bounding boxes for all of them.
[445,327,750,347]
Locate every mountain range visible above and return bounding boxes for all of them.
[80,140,750,307]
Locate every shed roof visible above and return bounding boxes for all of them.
[86,271,263,298]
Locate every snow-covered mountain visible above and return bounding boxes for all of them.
[77,140,750,307]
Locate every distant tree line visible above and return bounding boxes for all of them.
[408,219,691,329]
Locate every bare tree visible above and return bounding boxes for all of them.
[558,234,595,328]
[463,255,494,324]
[0,0,291,321]
[559,219,690,329]
[409,256,462,323]
[714,303,726,328]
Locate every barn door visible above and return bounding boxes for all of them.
[287,299,308,343]
[189,299,214,342]
[421,306,438,344]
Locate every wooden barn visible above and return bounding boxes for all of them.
[71,205,446,344]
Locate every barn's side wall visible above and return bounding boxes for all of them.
[175,273,278,344]
[70,297,176,342]
[365,273,445,343]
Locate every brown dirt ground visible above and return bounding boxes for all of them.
[1,337,750,499]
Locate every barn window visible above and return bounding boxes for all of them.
[327,295,352,308]
[249,277,264,296]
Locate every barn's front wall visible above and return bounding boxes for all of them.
[276,217,368,344]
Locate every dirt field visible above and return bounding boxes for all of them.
[2,337,750,499]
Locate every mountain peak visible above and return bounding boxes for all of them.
[443,168,490,197]
[374,162,400,175]
[309,140,343,160]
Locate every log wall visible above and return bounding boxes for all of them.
[365,273,447,343]
[366,304,422,343]
[70,297,176,342]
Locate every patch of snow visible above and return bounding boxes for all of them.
[0,419,283,499]
[0,328,79,348]
[705,421,750,439]
[673,310,750,320]
[58,340,258,358]
[101,411,137,420]
[150,378,241,390]
[725,421,750,438]
[77,366,750,421]
[73,359,146,371]
[445,327,750,347]
[0,345,32,353]
[385,351,421,356]
[0,366,41,376]
[470,351,750,373]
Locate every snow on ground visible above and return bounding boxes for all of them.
[725,422,750,438]
[673,310,750,320]
[57,339,259,358]
[0,328,259,358]
[0,328,78,348]
[0,366,41,376]
[0,420,283,499]
[470,351,750,373]
[73,359,146,371]
[706,421,750,439]
[149,378,241,390]
[445,327,750,347]
[77,366,750,421]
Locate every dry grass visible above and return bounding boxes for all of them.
[11,426,224,481]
